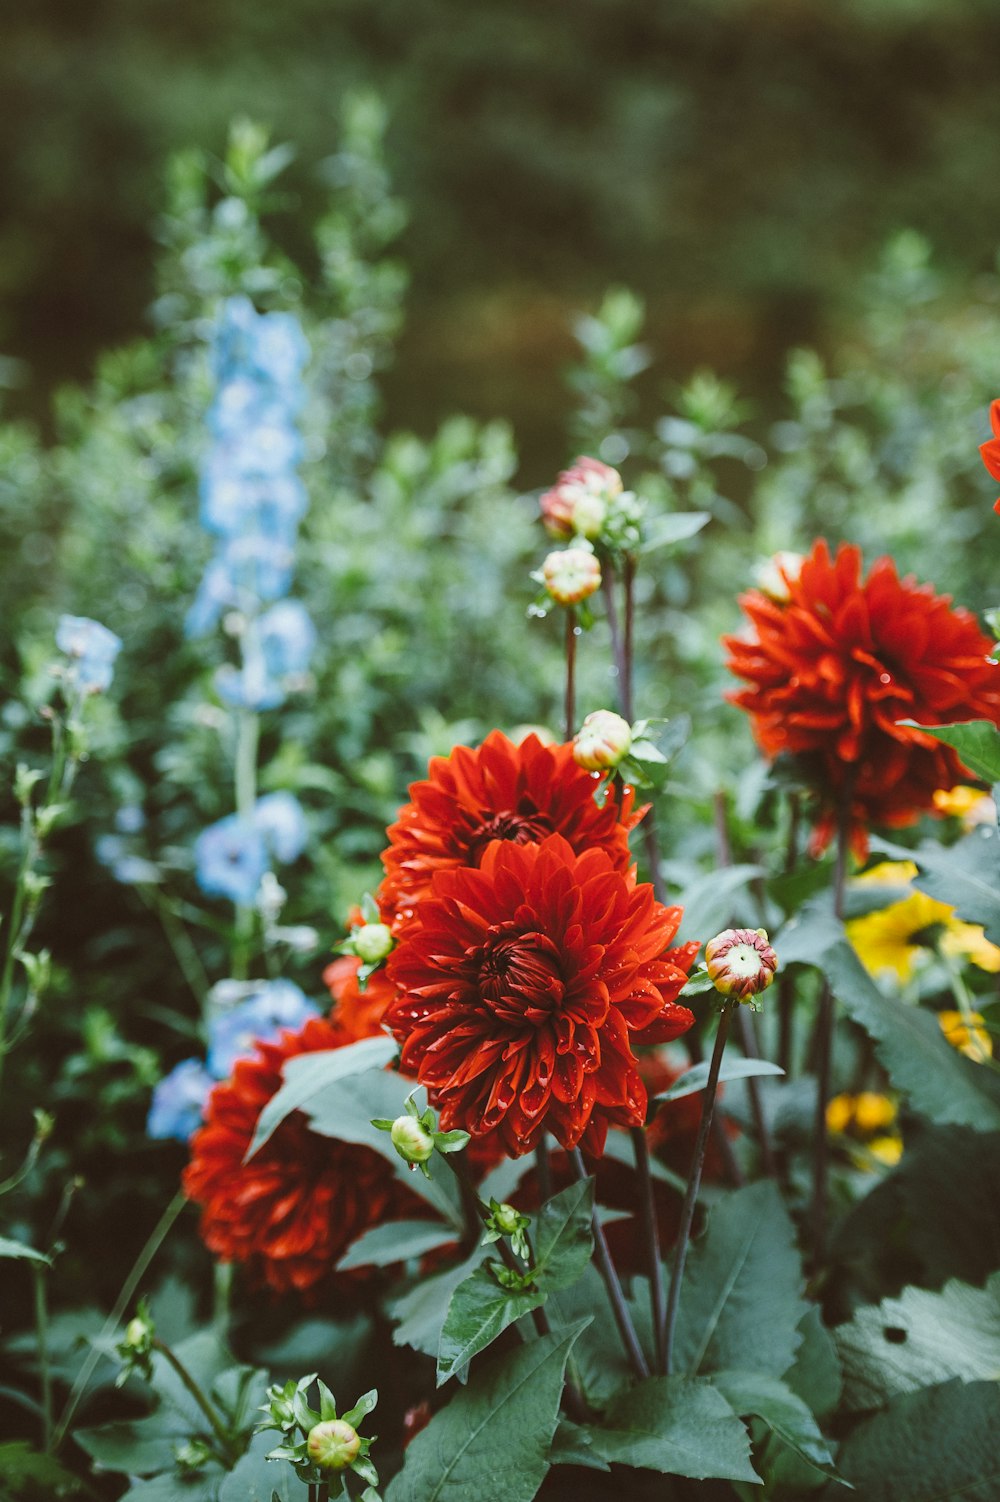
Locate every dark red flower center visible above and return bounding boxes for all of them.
[473,925,566,1023]
[466,808,555,862]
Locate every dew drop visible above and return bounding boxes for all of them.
[879,672,892,685]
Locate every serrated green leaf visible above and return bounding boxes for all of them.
[823,940,1000,1131]
[835,1271,1000,1411]
[838,1379,1000,1500]
[219,1431,299,1502]
[587,1375,759,1482]
[0,1236,50,1264]
[386,1322,588,1502]
[872,828,1000,946]
[898,719,1000,785]
[390,1250,485,1359]
[675,864,767,945]
[532,1178,594,1291]
[437,1265,545,1385]
[120,1474,220,1502]
[670,1181,808,1378]
[650,1057,784,1107]
[248,1037,397,1156]
[338,1220,457,1271]
[74,1419,180,1476]
[708,1371,839,1477]
[548,1419,611,1471]
[784,1308,842,1419]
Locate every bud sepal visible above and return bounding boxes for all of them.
[480,1198,531,1261]
[372,1092,470,1177]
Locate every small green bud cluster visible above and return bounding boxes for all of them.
[257,1374,380,1496]
[331,892,395,992]
[481,1198,531,1262]
[372,1092,470,1179]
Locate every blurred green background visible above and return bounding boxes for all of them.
[4,0,1000,473]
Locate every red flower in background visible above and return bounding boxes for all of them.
[380,731,644,931]
[386,834,697,1158]
[980,398,1000,515]
[183,1017,419,1295]
[323,954,396,1041]
[725,540,1000,851]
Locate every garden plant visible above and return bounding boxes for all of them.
[2,101,1000,1502]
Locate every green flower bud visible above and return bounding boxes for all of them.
[353,922,393,965]
[493,1202,523,1237]
[307,1419,361,1471]
[390,1115,435,1165]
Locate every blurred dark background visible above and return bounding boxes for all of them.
[3,0,1000,470]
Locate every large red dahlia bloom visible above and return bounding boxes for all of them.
[183,1016,418,1294]
[725,540,1000,849]
[385,834,697,1157]
[380,730,643,929]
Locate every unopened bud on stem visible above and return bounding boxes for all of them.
[704,928,778,1002]
[573,710,632,771]
[307,1419,361,1471]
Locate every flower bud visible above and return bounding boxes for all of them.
[704,927,778,1001]
[307,1419,361,1471]
[542,548,602,607]
[353,922,394,965]
[540,458,623,540]
[493,1202,523,1236]
[390,1114,435,1165]
[573,710,632,772]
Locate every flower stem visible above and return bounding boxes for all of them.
[569,1147,650,1381]
[232,706,260,981]
[53,1191,186,1450]
[564,609,577,740]
[152,1336,239,1465]
[662,1000,735,1375]
[602,564,629,715]
[33,1263,52,1452]
[810,797,851,1261]
[777,793,802,1079]
[630,1126,666,1373]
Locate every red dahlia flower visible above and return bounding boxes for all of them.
[385,834,697,1157]
[380,730,644,930]
[725,540,1000,851]
[323,954,396,1041]
[183,1016,419,1294]
[980,398,1000,514]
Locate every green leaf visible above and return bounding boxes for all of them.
[120,1475,220,1502]
[585,1375,759,1482]
[823,940,1000,1131]
[669,1181,808,1379]
[390,1250,486,1359]
[437,1265,545,1385]
[0,1236,50,1265]
[386,1322,588,1502]
[0,1441,90,1498]
[650,1057,784,1108]
[338,1219,457,1271]
[74,1419,180,1476]
[548,1420,611,1471]
[248,1036,398,1156]
[708,1371,839,1477]
[898,719,1000,784]
[837,1379,1000,1500]
[340,1388,378,1427]
[784,1308,842,1419]
[531,1178,594,1291]
[219,1432,299,1501]
[639,511,711,553]
[675,864,767,946]
[835,1271,1000,1412]
[872,828,1000,946]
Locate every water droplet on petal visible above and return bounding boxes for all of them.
[879,672,891,685]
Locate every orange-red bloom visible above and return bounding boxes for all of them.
[385,834,697,1158]
[183,1017,418,1295]
[323,954,396,1041]
[980,398,1000,515]
[725,540,1000,850]
[380,730,644,931]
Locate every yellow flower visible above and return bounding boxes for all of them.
[938,1009,993,1061]
[867,1135,903,1167]
[847,864,1000,982]
[826,1091,897,1135]
[933,785,995,828]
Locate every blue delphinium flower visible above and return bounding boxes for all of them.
[147,1058,214,1142]
[253,791,308,864]
[56,615,123,693]
[206,980,317,1078]
[214,600,316,711]
[194,814,269,905]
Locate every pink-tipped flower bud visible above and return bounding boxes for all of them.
[353,922,394,965]
[390,1114,435,1165]
[540,457,623,540]
[704,928,778,1002]
[573,710,632,772]
[542,548,602,607]
[307,1419,361,1471]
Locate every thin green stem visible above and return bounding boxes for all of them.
[33,1264,52,1452]
[232,706,260,981]
[152,1337,239,1465]
[139,886,211,1007]
[564,609,577,740]
[663,1001,735,1375]
[569,1148,650,1381]
[53,1191,186,1449]
[810,796,851,1262]
[0,810,36,1096]
[631,1125,666,1372]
